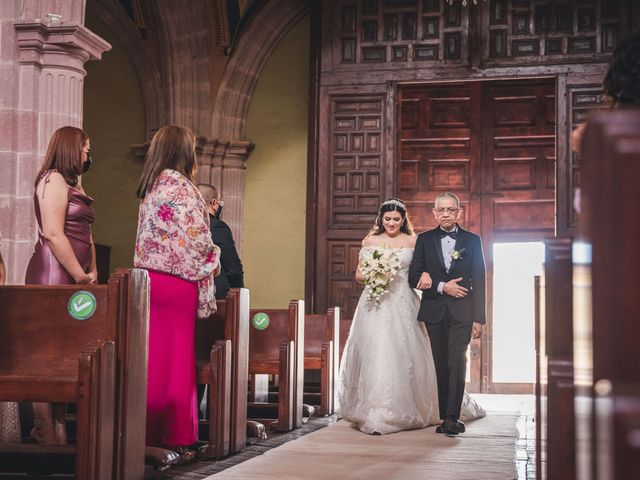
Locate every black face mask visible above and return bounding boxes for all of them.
[214,204,223,219]
[82,153,92,174]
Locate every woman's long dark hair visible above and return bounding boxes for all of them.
[368,198,414,236]
[604,31,640,108]
[136,125,197,199]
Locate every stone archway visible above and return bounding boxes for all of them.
[212,0,310,142]
[87,0,312,244]
[87,0,166,139]
[204,0,311,242]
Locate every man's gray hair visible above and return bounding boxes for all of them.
[434,192,461,209]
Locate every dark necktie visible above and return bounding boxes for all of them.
[440,229,457,239]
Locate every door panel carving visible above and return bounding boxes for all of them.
[316,92,390,318]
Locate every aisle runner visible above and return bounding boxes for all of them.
[207,412,519,480]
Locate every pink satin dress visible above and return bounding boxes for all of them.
[25,170,95,285]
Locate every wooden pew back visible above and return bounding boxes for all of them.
[109,269,149,479]
[249,302,302,368]
[0,286,113,378]
[0,284,118,478]
[540,238,575,480]
[0,269,149,480]
[249,300,304,430]
[581,111,640,479]
[304,307,340,415]
[195,287,249,454]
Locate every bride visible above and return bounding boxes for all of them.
[338,198,484,435]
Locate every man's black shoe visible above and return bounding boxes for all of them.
[441,417,465,435]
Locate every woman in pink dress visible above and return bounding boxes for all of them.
[24,126,97,444]
[134,125,220,458]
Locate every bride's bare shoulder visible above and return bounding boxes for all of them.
[400,233,417,248]
[362,235,376,247]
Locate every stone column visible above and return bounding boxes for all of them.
[0,1,110,284]
[198,140,253,253]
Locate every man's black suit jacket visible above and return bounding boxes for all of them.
[209,215,244,300]
[408,226,486,325]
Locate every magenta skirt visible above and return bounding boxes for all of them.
[145,271,198,447]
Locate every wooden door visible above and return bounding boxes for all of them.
[398,78,556,392]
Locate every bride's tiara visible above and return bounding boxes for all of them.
[381,199,406,209]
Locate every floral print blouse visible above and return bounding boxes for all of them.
[134,169,220,318]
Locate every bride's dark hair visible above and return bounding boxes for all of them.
[368,198,414,236]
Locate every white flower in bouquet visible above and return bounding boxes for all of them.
[359,247,402,309]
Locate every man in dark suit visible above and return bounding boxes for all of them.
[408,192,486,435]
[197,184,244,299]
[196,184,245,419]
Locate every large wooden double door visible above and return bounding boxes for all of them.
[398,78,556,391]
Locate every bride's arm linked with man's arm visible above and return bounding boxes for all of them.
[408,234,437,295]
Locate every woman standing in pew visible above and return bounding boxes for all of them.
[134,125,220,461]
[338,198,484,435]
[24,126,97,445]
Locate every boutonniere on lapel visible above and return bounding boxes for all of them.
[450,248,466,261]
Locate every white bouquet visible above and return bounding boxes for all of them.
[359,247,402,309]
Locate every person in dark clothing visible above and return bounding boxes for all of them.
[195,184,245,419]
[197,184,244,299]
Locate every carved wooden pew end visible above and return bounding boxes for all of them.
[195,288,250,456]
[248,301,305,433]
[304,308,340,416]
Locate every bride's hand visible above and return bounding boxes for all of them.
[416,272,432,289]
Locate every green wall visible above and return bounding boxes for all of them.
[83,12,145,276]
[243,16,309,308]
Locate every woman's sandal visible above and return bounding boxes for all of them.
[30,420,57,445]
[174,446,197,465]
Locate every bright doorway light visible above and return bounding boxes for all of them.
[492,242,544,383]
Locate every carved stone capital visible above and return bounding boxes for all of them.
[14,22,111,71]
[198,139,254,168]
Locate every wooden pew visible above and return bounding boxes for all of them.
[248,300,304,432]
[534,275,546,480]
[0,346,115,478]
[580,111,640,479]
[0,288,117,477]
[109,269,149,479]
[195,287,250,456]
[537,239,575,480]
[303,307,340,416]
[0,269,149,479]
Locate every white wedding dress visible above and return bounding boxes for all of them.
[338,246,485,435]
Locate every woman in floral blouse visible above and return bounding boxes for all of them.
[134,125,220,456]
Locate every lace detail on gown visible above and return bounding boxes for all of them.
[337,247,485,435]
[0,402,22,444]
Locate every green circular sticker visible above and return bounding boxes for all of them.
[68,290,97,321]
[252,312,270,330]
